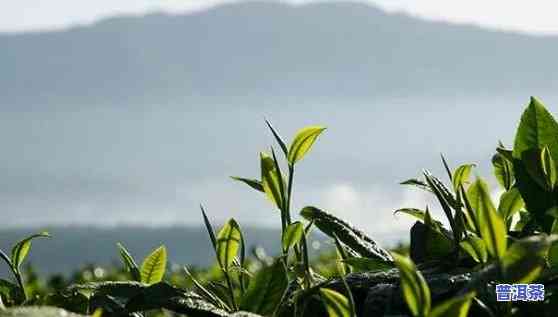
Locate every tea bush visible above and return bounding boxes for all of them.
[2,97,558,316]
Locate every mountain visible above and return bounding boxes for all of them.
[1,1,557,108]
[0,1,557,235]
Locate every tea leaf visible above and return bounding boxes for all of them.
[394,208,426,222]
[300,206,393,262]
[541,146,557,190]
[265,119,288,157]
[287,126,326,165]
[392,252,430,317]
[492,152,514,190]
[502,235,554,283]
[260,152,285,210]
[216,218,242,271]
[452,164,475,191]
[140,246,167,285]
[459,235,488,264]
[319,288,351,317]
[116,242,141,282]
[467,178,507,259]
[282,221,304,253]
[430,292,476,317]
[11,231,50,270]
[230,177,264,192]
[513,97,558,162]
[401,179,432,192]
[498,187,524,227]
[342,257,393,272]
[200,205,218,251]
[239,259,288,315]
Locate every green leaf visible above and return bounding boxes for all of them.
[239,259,288,315]
[459,235,488,264]
[11,231,50,270]
[300,206,393,262]
[260,152,285,210]
[140,245,167,285]
[492,152,515,190]
[542,146,557,190]
[184,267,230,310]
[116,242,141,282]
[467,178,507,259]
[265,119,288,157]
[429,292,476,317]
[401,178,432,192]
[287,125,326,165]
[452,164,475,191]
[216,218,242,271]
[342,257,393,272]
[200,205,217,251]
[392,252,431,317]
[230,176,264,192]
[394,208,426,222]
[512,97,558,232]
[409,217,453,263]
[502,235,554,283]
[319,288,351,317]
[282,222,304,253]
[498,187,524,227]
[513,97,558,162]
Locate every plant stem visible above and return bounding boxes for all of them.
[223,270,238,311]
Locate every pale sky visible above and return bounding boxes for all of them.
[2,0,558,34]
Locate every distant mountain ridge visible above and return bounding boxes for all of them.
[1,1,557,109]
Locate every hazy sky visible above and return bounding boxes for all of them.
[3,0,558,34]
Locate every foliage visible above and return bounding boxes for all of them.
[3,97,558,316]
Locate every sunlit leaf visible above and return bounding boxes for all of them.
[319,288,351,317]
[459,235,488,264]
[429,292,476,317]
[392,252,430,317]
[260,152,285,210]
[467,178,507,259]
[498,187,524,228]
[287,126,326,165]
[11,231,50,270]
[452,164,475,191]
[492,152,514,190]
[140,246,167,285]
[282,221,304,253]
[216,219,242,271]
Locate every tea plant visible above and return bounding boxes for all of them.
[2,97,558,317]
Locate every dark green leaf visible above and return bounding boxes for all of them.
[300,206,393,262]
[342,257,393,272]
[502,235,554,283]
[116,242,141,282]
[230,177,264,192]
[265,119,288,157]
[239,259,288,315]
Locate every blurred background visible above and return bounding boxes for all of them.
[1,0,558,274]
